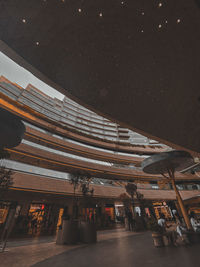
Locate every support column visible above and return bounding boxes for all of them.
[171,179,192,230]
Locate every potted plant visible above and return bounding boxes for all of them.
[119,193,132,231]
[135,191,146,231]
[147,217,164,247]
[79,174,96,243]
[57,172,82,245]
[125,182,144,231]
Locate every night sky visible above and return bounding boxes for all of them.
[1,0,200,152]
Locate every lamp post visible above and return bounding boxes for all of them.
[141,150,194,230]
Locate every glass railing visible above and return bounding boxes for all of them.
[23,121,148,158]
[0,159,120,187]
[22,139,113,166]
[21,140,144,170]
[0,159,70,180]
[1,159,199,191]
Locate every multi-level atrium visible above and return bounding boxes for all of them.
[1,75,199,184]
[1,1,200,266]
[0,75,200,266]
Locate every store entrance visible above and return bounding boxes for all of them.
[0,201,10,237]
[26,203,59,237]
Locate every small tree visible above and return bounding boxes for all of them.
[69,171,83,220]
[125,183,137,197]
[125,183,146,216]
[79,174,94,222]
[125,183,137,211]
[80,173,94,197]
[0,150,13,199]
[0,149,10,160]
[125,183,148,230]
[69,171,94,220]
[0,167,13,188]
[135,191,145,214]
[119,193,131,209]
[119,193,133,230]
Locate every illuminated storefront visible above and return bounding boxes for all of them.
[153,201,173,220]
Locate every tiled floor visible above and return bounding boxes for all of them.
[1,229,200,267]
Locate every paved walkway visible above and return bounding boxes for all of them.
[1,229,200,267]
[0,229,139,267]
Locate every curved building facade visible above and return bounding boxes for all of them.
[0,75,198,181]
[0,76,200,237]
